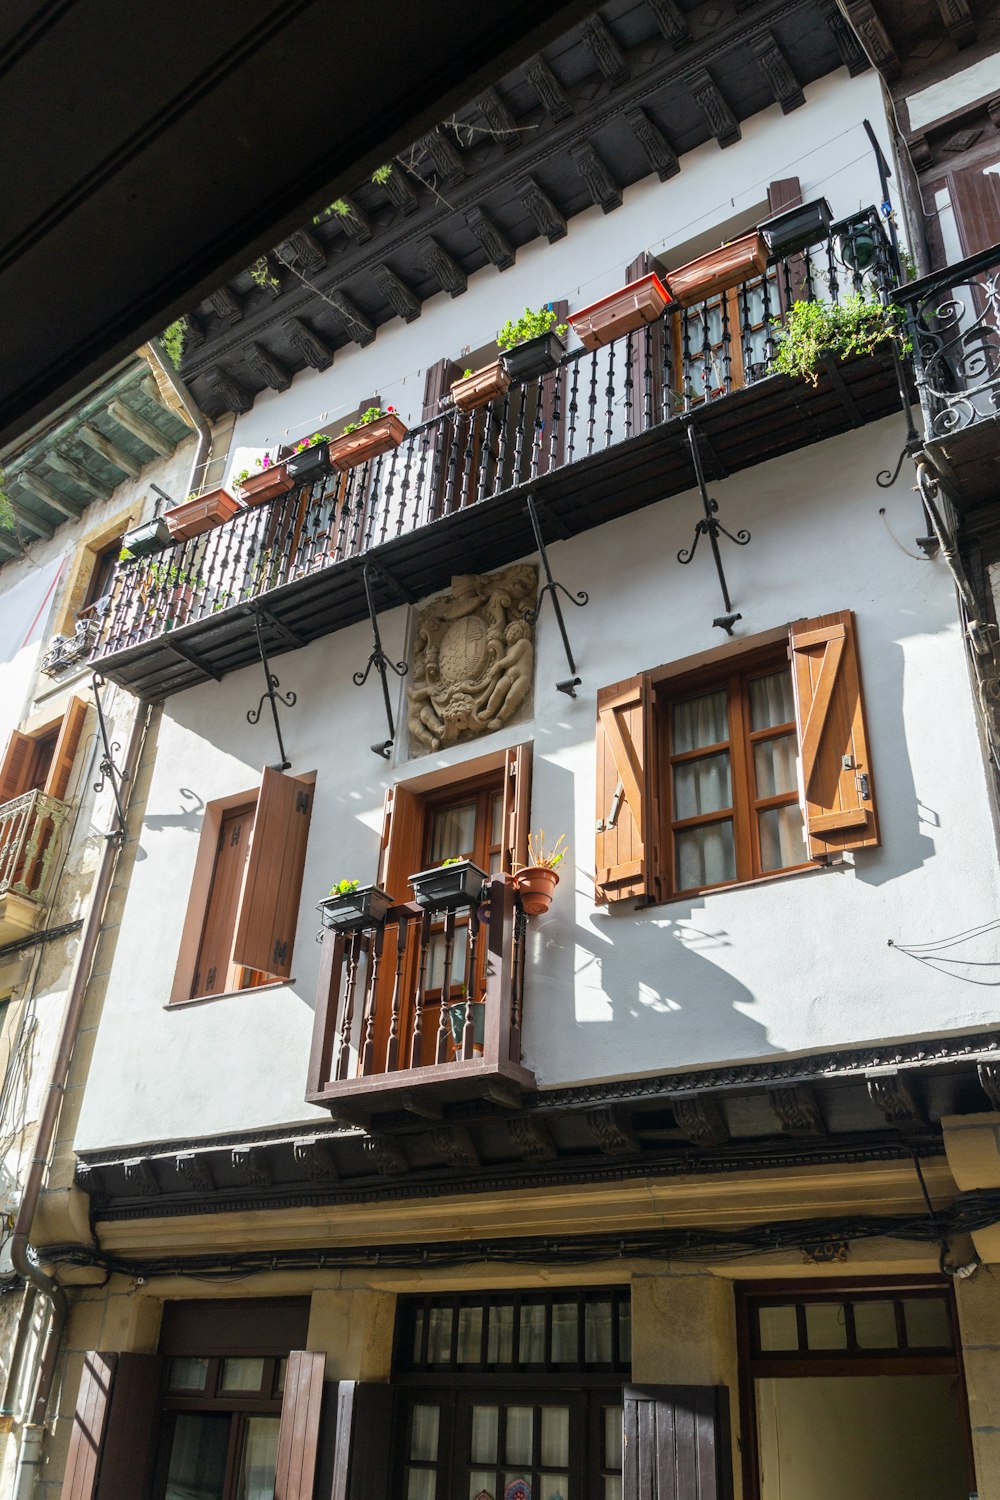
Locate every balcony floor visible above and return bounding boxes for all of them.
[93,346,905,701]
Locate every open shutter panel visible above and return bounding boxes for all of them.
[61,1351,117,1500]
[623,1385,733,1500]
[595,677,655,903]
[44,696,89,801]
[232,768,314,977]
[625,253,665,428]
[767,177,804,311]
[422,357,458,519]
[330,1380,393,1500]
[951,165,1000,256]
[501,743,532,872]
[274,1350,326,1500]
[0,731,34,804]
[93,1353,164,1499]
[789,610,880,859]
[378,780,425,898]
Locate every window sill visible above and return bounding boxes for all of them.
[166,978,292,1010]
[641,857,839,910]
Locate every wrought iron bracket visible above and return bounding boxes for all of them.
[246,610,296,770]
[678,425,750,633]
[90,673,129,842]
[524,493,589,697]
[354,561,408,759]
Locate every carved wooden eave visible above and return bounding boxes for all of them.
[176,0,860,420]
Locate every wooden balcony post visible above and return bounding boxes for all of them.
[483,875,517,1067]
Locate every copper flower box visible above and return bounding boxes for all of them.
[450,360,512,413]
[665,230,769,308]
[329,414,409,473]
[569,273,673,351]
[164,487,241,541]
[238,463,295,506]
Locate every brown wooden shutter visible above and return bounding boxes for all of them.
[377,780,425,897]
[93,1353,164,1498]
[44,696,89,801]
[191,803,255,998]
[61,1351,116,1500]
[232,768,314,977]
[625,255,665,429]
[623,1385,733,1500]
[0,731,34,804]
[422,357,458,519]
[595,676,656,903]
[501,743,532,872]
[767,177,804,310]
[950,164,1000,256]
[789,609,880,859]
[330,1381,393,1500]
[274,1350,326,1500]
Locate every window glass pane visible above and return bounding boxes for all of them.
[551,1301,578,1363]
[749,669,793,730]
[672,690,728,753]
[604,1405,623,1469]
[470,1472,496,1499]
[520,1302,546,1363]
[675,820,736,889]
[471,1406,499,1464]
[488,1303,514,1364]
[618,1303,631,1365]
[753,733,797,798]
[427,1307,453,1364]
[491,792,504,845]
[457,1306,483,1363]
[585,1301,613,1363]
[426,927,469,991]
[541,1477,569,1500]
[758,804,805,872]
[853,1300,898,1348]
[673,751,732,819]
[412,1308,425,1363]
[758,1304,799,1351]
[220,1357,265,1392]
[406,1468,436,1500]
[237,1415,280,1500]
[605,1481,623,1500]
[541,1406,569,1468]
[167,1356,209,1392]
[164,1412,229,1500]
[505,1406,534,1465]
[903,1298,951,1348]
[805,1302,848,1350]
[410,1405,441,1462]
[428,801,477,863]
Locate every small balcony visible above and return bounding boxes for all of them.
[895,241,1000,511]
[307,876,534,1124]
[89,209,905,699]
[0,791,70,945]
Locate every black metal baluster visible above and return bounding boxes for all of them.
[410,910,432,1069]
[378,449,397,546]
[494,385,513,494]
[681,309,694,411]
[761,274,777,368]
[660,309,673,423]
[623,330,634,439]
[443,411,462,514]
[567,353,580,464]
[413,427,430,530]
[826,235,840,307]
[605,339,616,448]
[395,434,414,541]
[460,403,478,505]
[478,391,498,501]
[720,294,734,395]
[530,376,544,481]
[511,383,528,486]
[548,364,563,471]
[738,283,754,384]
[642,321,653,432]
[365,453,386,552]
[803,247,816,302]
[699,306,713,400]
[586,349,599,455]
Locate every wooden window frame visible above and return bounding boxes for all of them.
[0,695,89,806]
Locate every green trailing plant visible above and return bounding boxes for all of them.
[329,878,360,896]
[161,318,187,370]
[293,432,328,453]
[247,257,280,292]
[146,560,204,592]
[900,250,919,284]
[769,294,910,387]
[371,163,393,186]
[341,404,396,436]
[313,199,354,225]
[496,305,568,352]
[118,545,135,563]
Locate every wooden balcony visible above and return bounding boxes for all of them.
[89,210,906,700]
[307,876,534,1125]
[895,241,1000,511]
[0,790,71,945]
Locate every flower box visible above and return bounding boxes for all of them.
[238,463,295,506]
[568,273,673,351]
[164,487,241,541]
[408,860,489,913]
[450,360,512,413]
[122,516,172,557]
[501,329,566,382]
[286,442,332,482]
[318,885,394,934]
[664,230,769,308]
[329,413,409,473]
[759,198,833,261]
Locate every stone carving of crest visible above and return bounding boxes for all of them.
[407,565,538,751]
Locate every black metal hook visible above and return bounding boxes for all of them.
[678,426,750,632]
[246,610,296,770]
[524,493,588,697]
[354,561,408,758]
[90,673,129,841]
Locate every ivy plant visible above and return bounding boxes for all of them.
[160,318,188,370]
[769,295,911,387]
[247,257,280,292]
[0,468,15,533]
[496,305,568,352]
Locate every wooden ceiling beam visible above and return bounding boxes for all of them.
[627,107,680,181]
[841,0,901,80]
[466,208,516,270]
[686,67,741,148]
[752,30,806,113]
[518,176,568,241]
[246,342,293,393]
[106,396,175,457]
[47,450,111,499]
[581,17,628,85]
[570,140,622,213]
[77,422,143,478]
[17,469,83,518]
[935,0,976,48]
[373,265,422,323]
[284,318,334,371]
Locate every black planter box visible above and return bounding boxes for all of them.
[317,885,393,933]
[122,516,172,557]
[408,860,488,913]
[286,441,332,482]
[501,330,566,383]
[760,198,833,261]
[448,999,486,1049]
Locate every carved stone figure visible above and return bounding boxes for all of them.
[407,565,538,751]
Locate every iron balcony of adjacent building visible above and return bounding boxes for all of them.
[0,791,71,946]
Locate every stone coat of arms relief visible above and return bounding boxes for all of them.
[406,565,538,751]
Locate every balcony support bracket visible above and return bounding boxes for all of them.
[90,673,130,842]
[678,425,750,635]
[524,492,588,697]
[246,610,296,771]
[354,561,408,759]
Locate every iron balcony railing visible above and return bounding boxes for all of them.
[895,241,1000,444]
[92,208,898,661]
[0,790,70,906]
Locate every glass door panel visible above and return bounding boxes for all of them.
[164,1412,231,1500]
[236,1416,280,1500]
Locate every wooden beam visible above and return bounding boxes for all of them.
[767,1084,826,1136]
[466,207,516,270]
[627,107,680,181]
[866,1068,926,1127]
[417,125,465,184]
[276,229,326,274]
[362,1135,409,1175]
[246,342,293,392]
[569,140,622,213]
[476,87,520,149]
[230,1146,273,1186]
[380,165,420,215]
[208,286,243,323]
[646,0,692,48]
[284,317,334,371]
[331,291,376,347]
[107,396,175,457]
[585,1105,640,1156]
[335,197,372,243]
[2,499,53,539]
[817,0,871,75]
[373,265,422,322]
[518,176,567,242]
[671,1094,729,1146]
[47,449,111,498]
[77,422,143,477]
[751,30,805,113]
[582,17,628,84]
[174,1153,214,1192]
[420,236,467,297]
[16,469,82,517]
[292,1135,340,1181]
[686,67,740,147]
[524,56,573,121]
[207,368,253,415]
[429,1125,480,1168]
[506,1116,556,1160]
[842,1,900,80]
[935,0,976,47]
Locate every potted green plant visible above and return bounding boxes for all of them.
[329,406,408,472]
[769,293,909,387]
[318,879,394,933]
[513,832,567,916]
[448,986,486,1053]
[408,856,489,913]
[145,559,204,630]
[759,198,833,261]
[163,487,241,541]
[121,516,172,557]
[569,273,673,352]
[235,453,295,506]
[663,230,768,307]
[497,306,568,382]
[449,361,512,413]
[286,432,333,482]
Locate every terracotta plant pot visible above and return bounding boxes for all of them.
[450,360,512,413]
[569,273,673,351]
[514,865,560,916]
[664,230,769,308]
[329,413,409,473]
[164,488,241,541]
[501,330,566,382]
[238,463,295,506]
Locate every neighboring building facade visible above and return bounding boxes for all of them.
[4,1,1000,1498]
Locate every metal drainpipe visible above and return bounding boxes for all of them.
[144,338,213,496]
[9,697,151,1447]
